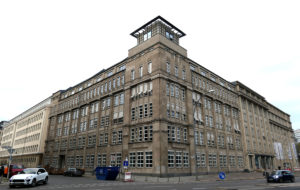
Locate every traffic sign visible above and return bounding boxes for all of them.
[219,172,226,180]
[123,160,128,167]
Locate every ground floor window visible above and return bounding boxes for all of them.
[168,150,189,168]
[219,155,227,168]
[168,151,174,168]
[229,155,236,167]
[208,154,217,167]
[238,156,244,168]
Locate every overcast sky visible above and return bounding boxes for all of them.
[0,0,299,130]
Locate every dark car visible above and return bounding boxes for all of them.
[63,168,85,177]
[267,170,295,183]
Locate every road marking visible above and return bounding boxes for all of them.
[192,188,207,190]
[144,186,173,188]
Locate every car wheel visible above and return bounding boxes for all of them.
[31,179,37,187]
[279,178,283,183]
[9,185,15,188]
[43,177,48,184]
[291,178,295,183]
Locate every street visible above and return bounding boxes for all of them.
[1,175,300,190]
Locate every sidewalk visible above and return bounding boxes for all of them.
[118,171,300,183]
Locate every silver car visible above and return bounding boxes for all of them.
[9,168,48,188]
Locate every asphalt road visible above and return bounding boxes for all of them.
[1,175,300,190]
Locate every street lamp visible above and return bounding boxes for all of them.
[193,89,214,180]
[1,146,15,179]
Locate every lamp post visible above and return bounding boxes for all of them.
[1,146,15,179]
[193,89,214,180]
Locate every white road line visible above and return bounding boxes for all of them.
[144,186,173,188]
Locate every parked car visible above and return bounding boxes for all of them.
[9,168,48,188]
[267,170,295,183]
[63,168,85,177]
[9,164,25,178]
[3,164,25,178]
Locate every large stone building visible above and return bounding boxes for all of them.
[43,16,297,176]
[0,98,52,167]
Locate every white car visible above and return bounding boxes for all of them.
[9,168,48,188]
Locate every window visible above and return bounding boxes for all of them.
[120,93,124,105]
[139,105,143,118]
[148,62,152,73]
[131,107,135,121]
[199,132,204,145]
[208,154,217,167]
[229,156,236,167]
[181,88,185,101]
[166,62,170,73]
[183,128,187,143]
[168,151,174,167]
[104,133,108,144]
[131,70,135,80]
[117,77,120,87]
[183,152,189,167]
[175,66,178,77]
[176,152,182,167]
[238,156,244,167]
[139,66,143,78]
[118,131,122,143]
[144,31,151,41]
[182,70,186,80]
[149,103,153,117]
[176,127,181,142]
[219,155,227,167]
[113,79,116,89]
[99,134,104,146]
[145,152,153,168]
[112,131,117,144]
[166,83,169,96]
[144,104,148,117]
[129,152,136,167]
[170,84,174,96]
[200,153,206,167]
[137,152,144,167]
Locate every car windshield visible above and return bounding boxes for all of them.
[271,171,282,175]
[20,169,37,174]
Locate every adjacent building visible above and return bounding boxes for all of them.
[295,129,300,143]
[0,98,52,167]
[0,121,8,148]
[234,81,297,171]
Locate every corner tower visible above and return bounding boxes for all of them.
[128,16,187,57]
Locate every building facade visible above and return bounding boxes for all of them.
[0,121,9,148]
[295,129,300,143]
[0,98,52,167]
[234,82,298,171]
[43,16,296,176]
